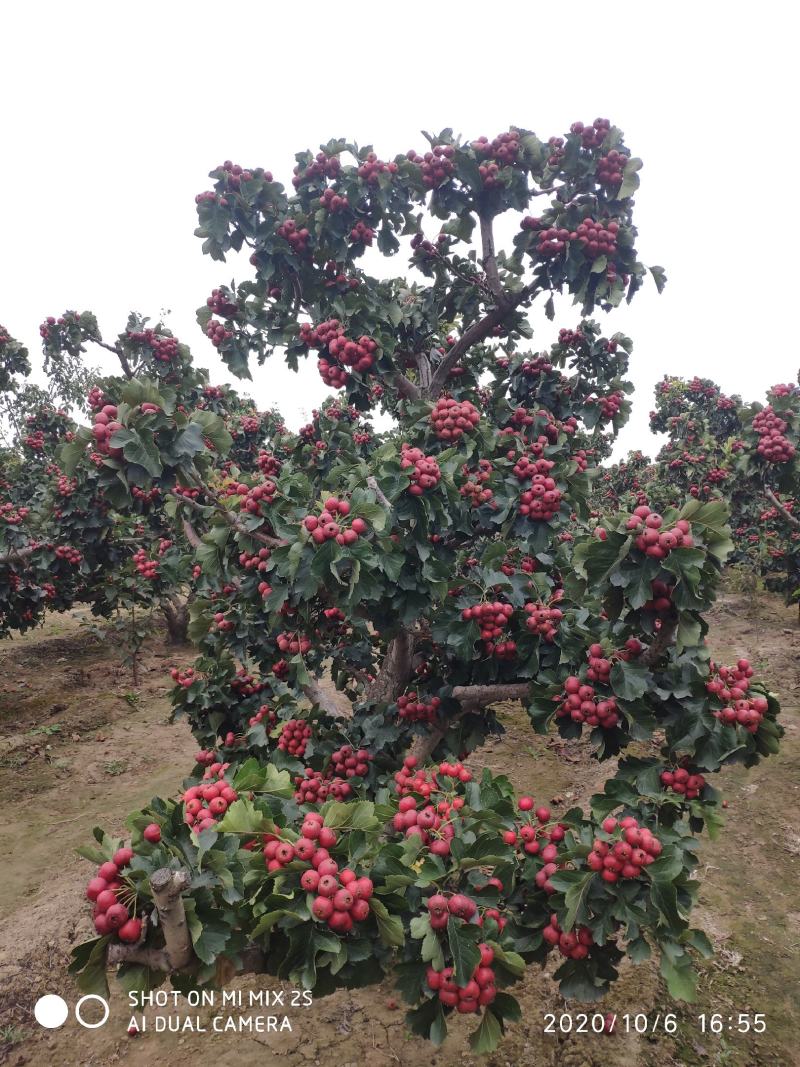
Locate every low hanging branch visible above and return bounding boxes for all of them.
[107,869,194,970]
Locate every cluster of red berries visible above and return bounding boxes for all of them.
[318,187,349,212]
[215,160,267,188]
[519,473,562,521]
[292,152,340,187]
[0,502,30,524]
[303,498,368,546]
[195,189,229,206]
[390,795,459,856]
[231,668,268,698]
[426,890,478,930]
[329,745,371,779]
[87,386,108,411]
[557,677,620,728]
[299,318,378,387]
[523,601,563,642]
[426,943,497,1013]
[513,447,555,482]
[132,485,160,505]
[460,460,494,506]
[570,118,612,148]
[170,667,197,689]
[660,767,706,800]
[643,579,674,614]
[397,692,442,724]
[357,152,397,182]
[239,547,271,572]
[575,217,619,259]
[276,631,311,655]
[127,329,178,363]
[393,756,471,797]
[462,600,515,658]
[587,816,662,882]
[502,799,565,878]
[595,390,624,420]
[23,430,45,450]
[205,318,233,348]
[430,396,480,441]
[278,719,313,757]
[294,768,353,804]
[706,659,767,732]
[586,643,612,684]
[133,548,158,579]
[257,450,282,477]
[752,406,796,463]
[237,479,277,514]
[542,915,594,959]
[472,131,520,166]
[85,847,141,942]
[277,218,311,255]
[205,289,238,318]
[182,779,239,832]
[501,553,537,576]
[211,611,235,633]
[401,444,441,495]
[91,404,123,458]
[349,220,375,245]
[626,505,693,559]
[596,150,626,187]
[407,145,455,188]
[248,703,276,729]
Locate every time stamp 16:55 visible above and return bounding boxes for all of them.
[543,1012,766,1035]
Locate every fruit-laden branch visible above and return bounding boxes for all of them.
[176,489,284,549]
[409,682,532,764]
[428,281,536,395]
[765,486,800,530]
[107,869,194,970]
[642,619,678,666]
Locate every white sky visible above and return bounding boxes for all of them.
[2,2,798,461]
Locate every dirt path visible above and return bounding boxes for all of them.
[0,594,798,1067]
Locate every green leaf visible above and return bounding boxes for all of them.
[68,936,110,997]
[447,916,481,987]
[370,898,405,948]
[469,1008,503,1053]
[109,428,162,477]
[214,797,277,834]
[610,660,650,701]
[660,954,697,1001]
[617,157,642,199]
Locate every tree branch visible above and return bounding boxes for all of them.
[303,679,350,719]
[0,545,36,565]
[765,486,800,529]
[182,518,202,548]
[479,215,504,302]
[107,869,194,971]
[175,489,284,548]
[87,334,134,379]
[366,475,392,511]
[643,619,678,666]
[391,369,420,401]
[428,281,536,395]
[450,682,531,706]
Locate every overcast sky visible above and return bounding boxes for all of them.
[2,2,798,461]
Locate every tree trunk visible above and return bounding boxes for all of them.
[162,597,190,644]
[366,630,413,705]
[107,869,194,971]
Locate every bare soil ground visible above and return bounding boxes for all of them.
[0,593,798,1067]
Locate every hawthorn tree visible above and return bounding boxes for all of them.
[602,374,800,606]
[56,120,785,1053]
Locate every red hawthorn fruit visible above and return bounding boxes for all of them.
[143,823,161,843]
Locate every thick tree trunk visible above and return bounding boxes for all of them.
[366,630,413,705]
[162,597,190,644]
[107,869,194,971]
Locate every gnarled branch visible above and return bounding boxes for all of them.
[107,869,193,971]
[643,619,678,666]
[303,679,350,719]
[479,214,505,302]
[366,475,392,511]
